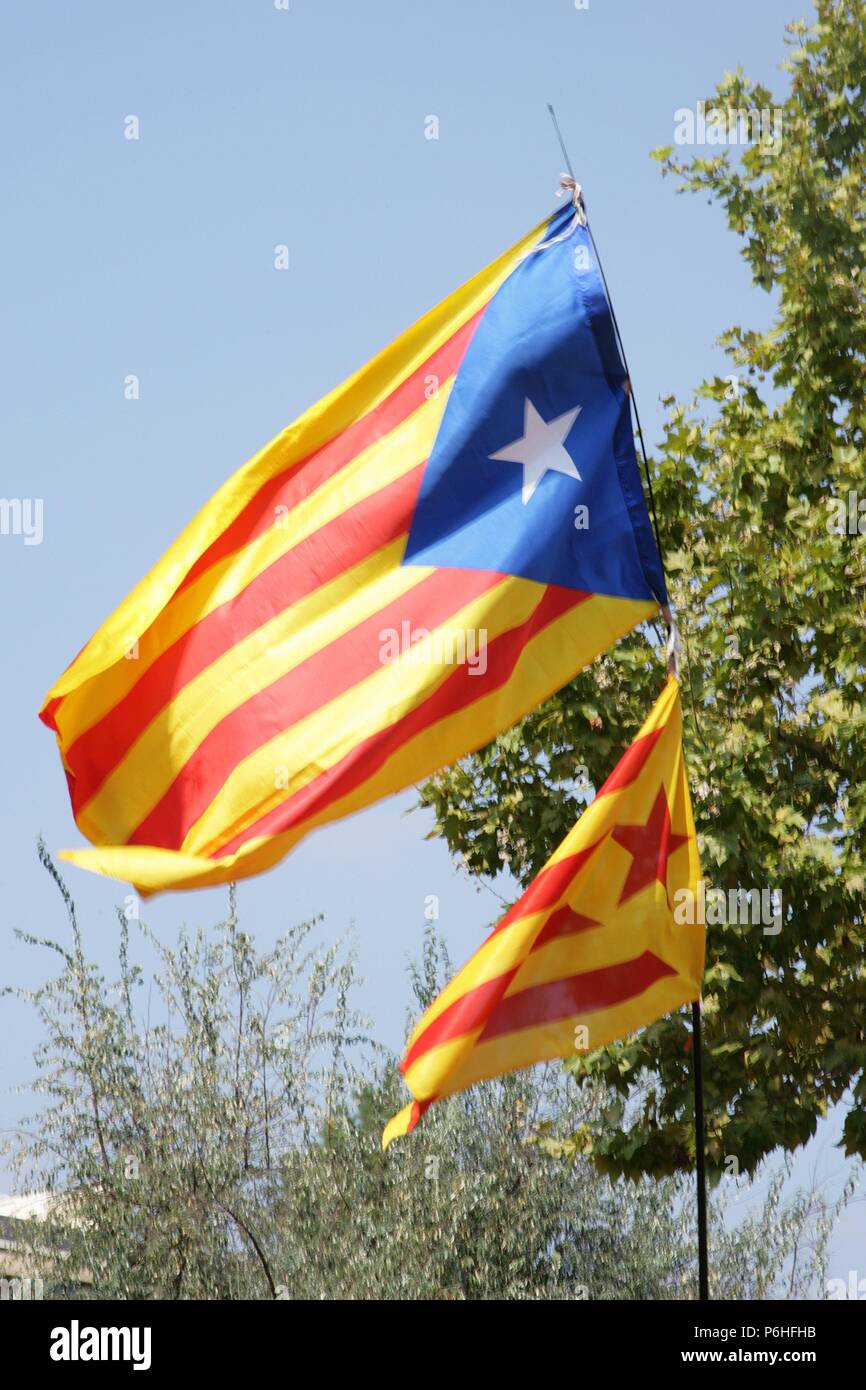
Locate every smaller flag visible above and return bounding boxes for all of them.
[383,675,703,1148]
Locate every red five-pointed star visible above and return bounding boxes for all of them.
[611,787,690,907]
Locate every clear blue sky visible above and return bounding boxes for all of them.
[2,0,861,1285]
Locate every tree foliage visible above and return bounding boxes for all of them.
[3,854,843,1299]
[419,0,866,1178]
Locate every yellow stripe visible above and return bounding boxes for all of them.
[402,1031,487,1104]
[405,973,700,1102]
[401,687,684,1048]
[403,772,696,1053]
[392,681,703,1111]
[43,212,552,708]
[501,891,686,996]
[179,574,543,855]
[402,883,694,1082]
[59,593,655,892]
[545,676,682,869]
[77,539,432,845]
[402,913,545,1055]
[223,592,657,861]
[382,1103,417,1151]
[56,381,454,750]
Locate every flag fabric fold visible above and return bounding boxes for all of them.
[383,676,703,1148]
[41,200,667,895]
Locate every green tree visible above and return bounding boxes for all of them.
[5,843,367,1299]
[419,0,866,1178]
[276,927,843,1300]
[3,856,845,1299]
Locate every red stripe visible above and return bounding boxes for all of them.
[402,969,520,1073]
[67,465,424,816]
[43,312,483,742]
[127,568,502,850]
[39,633,94,732]
[404,1100,430,1135]
[176,311,484,596]
[478,950,677,1042]
[595,726,663,799]
[210,582,588,859]
[40,696,62,732]
[402,906,598,1072]
[487,729,665,936]
[493,843,604,936]
[531,904,600,949]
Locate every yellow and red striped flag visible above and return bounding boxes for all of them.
[383,676,703,1147]
[40,198,667,895]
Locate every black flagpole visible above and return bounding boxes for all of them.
[546,104,710,1302]
[691,998,710,1300]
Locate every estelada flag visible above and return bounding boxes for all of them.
[40,199,667,895]
[383,676,703,1147]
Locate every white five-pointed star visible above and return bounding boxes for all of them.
[489,398,582,505]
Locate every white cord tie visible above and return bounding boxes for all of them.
[661,605,681,679]
[521,175,589,261]
[555,174,588,225]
